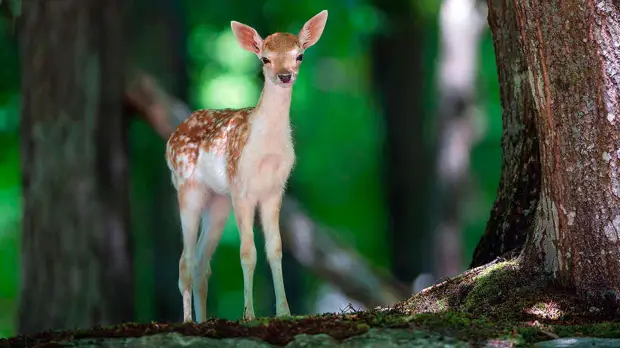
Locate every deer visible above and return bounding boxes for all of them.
[165,10,328,323]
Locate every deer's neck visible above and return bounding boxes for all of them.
[252,78,293,128]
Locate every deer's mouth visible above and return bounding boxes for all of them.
[275,72,296,87]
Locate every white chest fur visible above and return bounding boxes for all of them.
[236,111,295,198]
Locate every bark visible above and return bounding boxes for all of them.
[18,0,133,333]
[476,0,620,296]
[371,0,436,288]
[516,0,620,293]
[470,0,541,268]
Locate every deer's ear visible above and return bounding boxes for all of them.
[298,10,328,50]
[231,21,263,55]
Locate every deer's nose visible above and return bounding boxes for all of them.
[278,73,292,83]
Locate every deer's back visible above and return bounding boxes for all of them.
[165,107,254,193]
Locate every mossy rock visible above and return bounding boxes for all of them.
[59,329,471,348]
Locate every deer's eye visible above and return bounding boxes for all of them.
[261,57,270,64]
[296,54,304,62]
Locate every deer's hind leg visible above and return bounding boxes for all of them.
[177,181,210,322]
[193,193,232,323]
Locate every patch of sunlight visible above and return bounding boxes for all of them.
[188,24,218,63]
[198,74,258,109]
[213,30,258,74]
[476,259,519,279]
[525,301,565,321]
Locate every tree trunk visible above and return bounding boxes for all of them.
[371,0,436,289]
[469,0,541,268]
[126,0,189,323]
[433,0,487,279]
[474,0,620,296]
[18,0,133,333]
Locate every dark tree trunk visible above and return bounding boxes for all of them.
[473,0,620,296]
[18,0,133,333]
[126,0,189,323]
[470,0,541,268]
[371,0,436,288]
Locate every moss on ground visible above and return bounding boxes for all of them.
[2,260,620,347]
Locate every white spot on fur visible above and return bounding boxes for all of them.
[603,151,612,162]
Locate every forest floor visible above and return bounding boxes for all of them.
[2,260,620,347]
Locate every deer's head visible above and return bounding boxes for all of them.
[231,10,328,88]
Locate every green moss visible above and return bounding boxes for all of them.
[406,310,620,346]
[462,260,519,311]
[5,261,620,347]
[552,323,620,339]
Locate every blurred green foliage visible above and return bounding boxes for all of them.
[0,0,501,337]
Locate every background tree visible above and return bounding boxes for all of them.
[17,0,133,333]
[125,0,189,323]
[432,0,487,281]
[370,0,437,290]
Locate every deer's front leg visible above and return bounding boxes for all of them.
[259,192,291,317]
[232,194,257,321]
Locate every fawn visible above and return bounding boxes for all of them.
[165,10,328,322]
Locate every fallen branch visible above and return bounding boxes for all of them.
[280,198,410,307]
[124,68,191,138]
[123,71,411,308]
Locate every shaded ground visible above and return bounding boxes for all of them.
[3,260,620,347]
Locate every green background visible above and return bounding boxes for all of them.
[0,0,501,337]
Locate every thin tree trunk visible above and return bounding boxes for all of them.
[18,0,133,333]
[478,0,620,296]
[125,0,189,322]
[470,0,541,268]
[371,0,435,289]
[433,0,487,279]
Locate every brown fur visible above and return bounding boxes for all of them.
[166,107,254,183]
[263,33,300,52]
